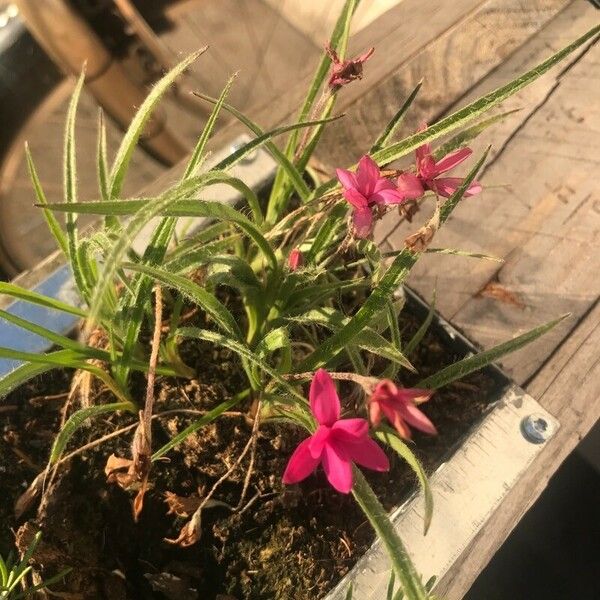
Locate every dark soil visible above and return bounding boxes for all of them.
[0,294,502,599]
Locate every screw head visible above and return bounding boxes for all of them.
[521,413,554,444]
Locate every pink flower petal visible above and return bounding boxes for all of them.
[369,400,382,427]
[381,404,412,439]
[356,155,381,197]
[432,147,472,175]
[331,418,369,441]
[431,177,481,198]
[309,369,340,426]
[308,425,330,458]
[352,207,374,239]
[336,168,358,191]
[282,438,320,484]
[342,187,369,209]
[372,177,397,193]
[371,188,408,205]
[355,47,375,63]
[398,403,438,436]
[345,437,390,472]
[396,173,425,199]
[322,442,353,493]
[397,388,433,404]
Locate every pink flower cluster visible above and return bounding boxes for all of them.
[283,369,436,494]
[336,127,481,238]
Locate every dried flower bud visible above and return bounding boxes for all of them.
[325,45,374,89]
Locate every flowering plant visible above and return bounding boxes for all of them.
[0,1,596,597]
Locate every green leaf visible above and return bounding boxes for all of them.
[0,360,57,399]
[152,394,245,461]
[373,26,600,165]
[352,467,428,600]
[0,282,86,318]
[109,48,207,198]
[45,192,276,268]
[370,80,423,154]
[49,402,133,463]
[376,427,434,535]
[289,308,414,370]
[404,290,436,357]
[97,109,110,203]
[123,262,242,339]
[255,327,292,374]
[183,72,238,180]
[212,114,344,173]
[432,109,521,160]
[424,248,503,262]
[25,143,68,256]
[177,328,305,403]
[312,24,600,198]
[417,314,569,390]
[0,309,105,358]
[194,92,311,202]
[0,347,131,404]
[63,69,88,300]
[299,151,487,371]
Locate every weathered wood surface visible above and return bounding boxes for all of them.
[382,0,599,385]
[375,2,600,596]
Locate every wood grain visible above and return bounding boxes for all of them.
[316,0,569,168]
[436,298,600,598]
[383,0,599,385]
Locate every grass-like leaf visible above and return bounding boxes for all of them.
[109,48,207,198]
[0,360,58,399]
[212,114,344,173]
[25,144,68,257]
[417,314,569,389]
[0,347,131,403]
[123,262,242,339]
[49,401,133,463]
[47,194,277,269]
[152,394,245,461]
[63,69,88,300]
[183,72,238,180]
[376,427,434,534]
[370,80,423,154]
[404,290,436,357]
[432,109,521,160]
[0,282,86,317]
[299,151,487,371]
[352,467,428,600]
[177,327,305,403]
[289,308,414,370]
[0,309,105,358]
[311,24,600,198]
[194,91,311,202]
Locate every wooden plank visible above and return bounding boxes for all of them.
[263,0,399,46]
[146,0,567,194]
[383,0,599,384]
[316,0,569,168]
[161,0,320,114]
[436,298,600,598]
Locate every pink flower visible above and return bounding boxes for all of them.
[287,247,303,271]
[326,45,374,88]
[336,155,410,238]
[283,369,389,494]
[398,123,482,198]
[369,380,437,440]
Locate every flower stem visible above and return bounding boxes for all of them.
[352,467,429,600]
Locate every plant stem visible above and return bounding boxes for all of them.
[352,467,429,600]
